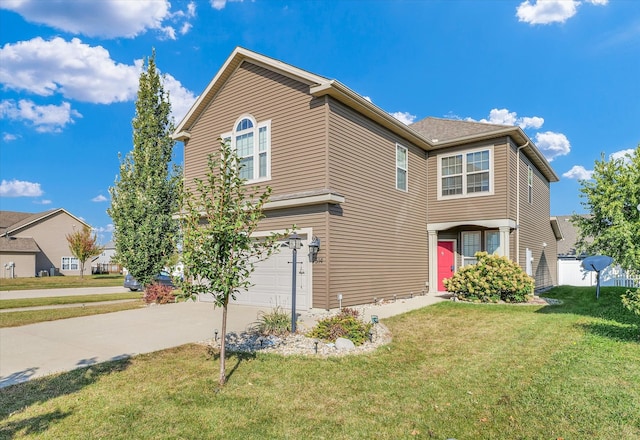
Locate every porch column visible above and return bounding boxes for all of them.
[428,229,438,294]
[499,226,511,259]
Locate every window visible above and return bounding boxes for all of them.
[396,144,408,191]
[62,257,79,271]
[528,166,533,204]
[438,148,492,199]
[221,115,271,182]
[485,231,500,255]
[462,232,481,266]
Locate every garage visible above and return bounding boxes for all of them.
[199,229,312,310]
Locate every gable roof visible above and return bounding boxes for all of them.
[174,47,558,182]
[556,214,591,257]
[0,208,91,236]
[411,117,559,182]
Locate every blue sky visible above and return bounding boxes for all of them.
[1,0,638,244]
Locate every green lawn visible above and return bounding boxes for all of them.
[0,293,141,310]
[0,275,124,291]
[0,302,145,328]
[1,286,638,439]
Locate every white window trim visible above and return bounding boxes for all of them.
[461,231,481,266]
[221,114,272,184]
[396,143,408,192]
[436,146,494,200]
[62,256,79,271]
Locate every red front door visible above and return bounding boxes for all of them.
[437,241,455,291]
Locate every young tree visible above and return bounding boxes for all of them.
[108,50,181,288]
[572,146,640,274]
[66,226,103,278]
[180,139,284,386]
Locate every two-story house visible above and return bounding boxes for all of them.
[173,47,561,310]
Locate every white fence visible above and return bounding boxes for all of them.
[558,259,640,288]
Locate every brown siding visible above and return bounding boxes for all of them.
[426,139,511,224]
[326,99,429,308]
[184,61,328,196]
[515,152,558,288]
[259,206,329,309]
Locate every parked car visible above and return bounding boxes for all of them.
[124,270,175,291]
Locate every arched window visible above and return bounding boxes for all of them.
[222,115,271,182]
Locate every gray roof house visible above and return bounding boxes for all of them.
[1,208,92,278]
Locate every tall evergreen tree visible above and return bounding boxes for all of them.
[108,50,181,288]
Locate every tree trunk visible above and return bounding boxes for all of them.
[219,299,228,386]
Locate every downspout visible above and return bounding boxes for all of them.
[516,141,529,266]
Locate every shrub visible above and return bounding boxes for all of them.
[143,283,175,304]
[621,288,640,316]
[443,251,534,303]
[308,308,373,346]
[253,306,290,335]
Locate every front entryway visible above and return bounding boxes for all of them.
[437,240,455,291]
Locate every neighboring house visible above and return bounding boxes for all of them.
[556,215,639,287]
[0,208,93,278]
[91,241,120,274]
[173,47,561,310]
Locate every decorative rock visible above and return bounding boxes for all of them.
[335,337,356,351]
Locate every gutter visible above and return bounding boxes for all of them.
[516,141,529,266]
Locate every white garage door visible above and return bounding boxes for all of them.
[199,230,312,310]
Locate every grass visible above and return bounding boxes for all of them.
[0,293,141,310]
[0,302,145,328]
[1,286,638,439]
[0,275,124,291]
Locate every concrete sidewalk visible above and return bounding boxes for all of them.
[0,294,447,388]
[0,286,128,300]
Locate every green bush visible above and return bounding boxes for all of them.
[443,251,534,303]
[253,306,290,335]
[621,288,640,316]
[308,308,373,346]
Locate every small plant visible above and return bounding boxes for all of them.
[253,306,290,335]
[443,251,534,303]
[308,308,373,346]
[143,284,175,304]
[621,288,640,316]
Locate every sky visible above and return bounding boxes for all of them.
[1,0,638,244]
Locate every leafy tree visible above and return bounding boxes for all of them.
[66,226,103,278]
[572,146,640,274]
[179,139,284,386]
[108,50,181,288]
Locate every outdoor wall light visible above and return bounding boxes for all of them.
[308,236,320,262]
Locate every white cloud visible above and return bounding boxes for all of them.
[0,179,43,197]
[534,131,571,161]
[516,0,608,25]
[390,111,417,125]
[163,74,198,122]
[362,96,372,103]
[2,133,19,142]
[0,0,172,39]
[610,148,635,162]
[477,108,544,130]
[563,165,593,180]
[0,37,195,122]
[0,37,142,104]
[34,199,52,205]
[93,224,115,233]
[0,99,81,133]
[210,0,244,11]
[516,0,579,25]
[92,194,108,202]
